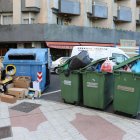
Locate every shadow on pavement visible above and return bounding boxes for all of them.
[41,91,63,102]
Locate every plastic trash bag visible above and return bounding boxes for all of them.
[69,51,91,70]
[95,64,101,72]
[101,59,114,73]
[131,63,136,72]
[123,65,132,72]
[131,60,140,73]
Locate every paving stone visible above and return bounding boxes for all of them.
[10,102,40,113]
[0,126,12,139]
[0,99,140,140]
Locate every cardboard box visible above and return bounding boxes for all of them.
[22,88,29,96]
[13,76,31,88]
[6,83,14,90]
[0,94,17,104]
[8,88,26,100]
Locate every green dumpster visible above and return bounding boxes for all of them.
[82,58,114,110]
[113,55,140,116]
[58,58,83,105]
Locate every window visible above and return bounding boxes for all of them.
[2,15,13,25]
[31,18,35,24]
[3,15,13,25]
[57,17,63,25]
[23,18,35,24]
[112,53,128,64]
[57,17,71,25]
[22,12,36,24]
[23,19,29,24]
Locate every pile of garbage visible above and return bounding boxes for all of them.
[114,55,140,74]
[0,62,41,104]
[85,58,115,73]
[0,74,41,104]
[0,48,50,104]
[116,60,140,73]
[58,50,115,76]
[69,51,91,70]
[59,51,91,76]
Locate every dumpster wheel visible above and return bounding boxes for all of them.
[74,101,80,106]
[62,98,66,103]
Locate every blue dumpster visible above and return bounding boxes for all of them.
[3,49,50,92]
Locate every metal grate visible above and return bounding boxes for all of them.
[0,126,12,139]
[10,102,40,113]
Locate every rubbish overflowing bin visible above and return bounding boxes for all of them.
[82,58,114,110]
[3,49,50,92]
[58,51,91,104]
[113,55,140,116]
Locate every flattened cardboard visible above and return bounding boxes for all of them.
[13,76,31,88]
[8,88,26,100]
[0,94,17,104]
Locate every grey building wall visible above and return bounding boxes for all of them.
[0,24,44,42]
[0,24,140,45]
[0,0,13,12]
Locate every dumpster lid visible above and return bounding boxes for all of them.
[113,55,140,70]
[81,57,114,71]
[3,49,48,63]
[57,56,74,68]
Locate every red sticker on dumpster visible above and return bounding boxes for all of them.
[37,72,42,82]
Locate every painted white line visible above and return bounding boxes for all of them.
[42,90,61,96]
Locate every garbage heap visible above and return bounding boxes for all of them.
[0,48,50,104]
[0,74,41,104]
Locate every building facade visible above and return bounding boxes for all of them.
[0,0,140,58]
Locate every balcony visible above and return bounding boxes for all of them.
[25,0,40,8]
[21,0,40,13]
[114,6,132,22]
[58,0,80,15]
[0,0,13,13]
[88,2,108,19]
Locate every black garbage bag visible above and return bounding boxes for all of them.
[69,51,91,70]
[1,69,6,80]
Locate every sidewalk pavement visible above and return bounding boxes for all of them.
[0,98,140,140]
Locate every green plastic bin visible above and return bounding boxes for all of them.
[59,71,82,104]
[58,58,83,105]
[82,58,114,110]
[113,55,140,116]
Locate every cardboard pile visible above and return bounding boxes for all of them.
[0,76,31,104]
[13,76,31,88]
[0,94,16,104]
[8,88,27,100]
